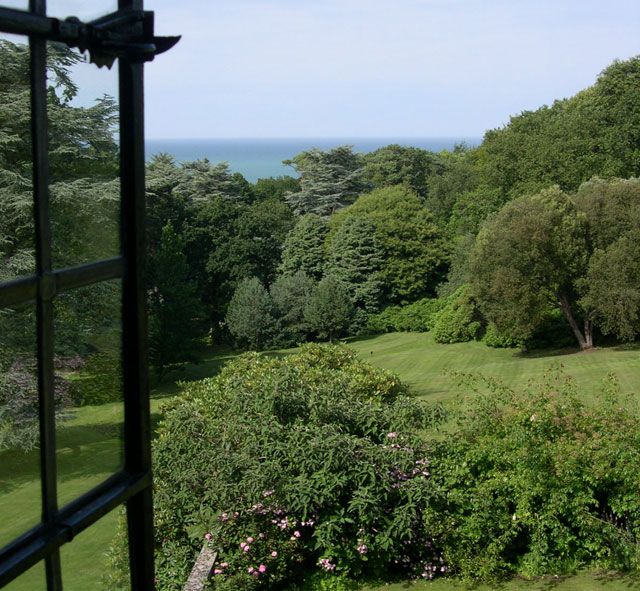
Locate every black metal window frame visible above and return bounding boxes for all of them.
[0,2,177,589]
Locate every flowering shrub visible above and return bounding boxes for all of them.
[107,344,446,589]
[424,370,640,582]
[0,357,78,451]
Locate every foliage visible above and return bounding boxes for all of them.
[176,159,252,203]
[270,271,315,347]
[326,217,383,314]
[579,232,640,341]
[424,370,640,582]
[470,186,591,348]
[367,299,446,334]
[184,195,294,327]
[148,222,204,377]
[431,287,483,344]
[252,175,300,202]
[279,214,328,280]
[226,277,274,350]
[482,56,640,198]
[0,357,78,451]
[361,144,443,198]
[328,186,449,305]
[108,345,446,590]
[304,276,354,343]
[481,323,521,349]
[436,234,475,299]
[284,146,367,217]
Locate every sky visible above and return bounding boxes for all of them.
[2,0,640,139]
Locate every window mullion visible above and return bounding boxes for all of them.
[29,0,63,587]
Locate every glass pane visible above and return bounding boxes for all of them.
[47,0,118,22]
[3,559,45,591]
[0,302,41,550]
[60,505,124,591]
[54,279,123,508]
[0,37,35,281]
[49,51,119,268]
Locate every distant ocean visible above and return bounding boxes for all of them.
[145,137,482,184]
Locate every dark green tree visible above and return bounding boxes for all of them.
[225,277,274,350]
[482,56,640,198]
[304,276,353,343]
[470,187,591,348]
[279,214,328,280]
[148,222,203,378]
[270,270,315,346]
[361,144,444,198]
[329,186,450,304]
[284,145,367,216]
[326,216,383,314]
[252,175,300,202]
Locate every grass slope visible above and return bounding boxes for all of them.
[2,335,639,589]
[347,333,640,408]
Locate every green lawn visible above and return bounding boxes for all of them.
[347,332,640,408]
[2,335,639,590]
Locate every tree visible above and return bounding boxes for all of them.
[328,186,450,304]
[470,187,591,348]
[225,277,274,350]
[279,214,328,280]
[183,195,293,331]
[284,145,367,216]
[176,159,252,203]
[361,144,444,198]
[579,231,640,341]
[326,216,383,314]
[148,222,203,377]
[270,271,315,346]
[304,276,353,343]
[252,175,300,202]
[482,56,640,198]
[574,177,640,341]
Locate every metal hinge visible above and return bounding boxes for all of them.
[0,6,180,68]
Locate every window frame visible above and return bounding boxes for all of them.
[0,1,162,588]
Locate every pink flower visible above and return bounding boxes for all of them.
[220,562,228,567]
[205,533,211,540]
[244,545,251,552]
[263,490,274,497]
[247,537,254,543]
[248,567,254,574]
[259,533,264,539]
[293,530,301,538]
[259,565,266,573]
[253,572,259,578]
[271,551,278,557]
[240,542,246,549]
[387,432,397,439]
[213,569,223,575]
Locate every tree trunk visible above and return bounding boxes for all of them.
[557,294,591,350]
[584,317,594,348]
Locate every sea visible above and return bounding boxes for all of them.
[145,137,482,184]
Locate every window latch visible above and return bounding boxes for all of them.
[57,9,180,68]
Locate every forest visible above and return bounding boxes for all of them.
[2,38,640,590]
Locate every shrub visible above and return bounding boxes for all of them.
[431,286,483,344]
[482,323,521,348]
[0,357,77,451]
[367,298,446,334]
[424,370,640,582]
[107,344,446,590]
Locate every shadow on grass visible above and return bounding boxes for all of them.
[0,420,124,494]
[593,571,640,589]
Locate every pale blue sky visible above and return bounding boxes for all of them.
[2,0,640,139]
